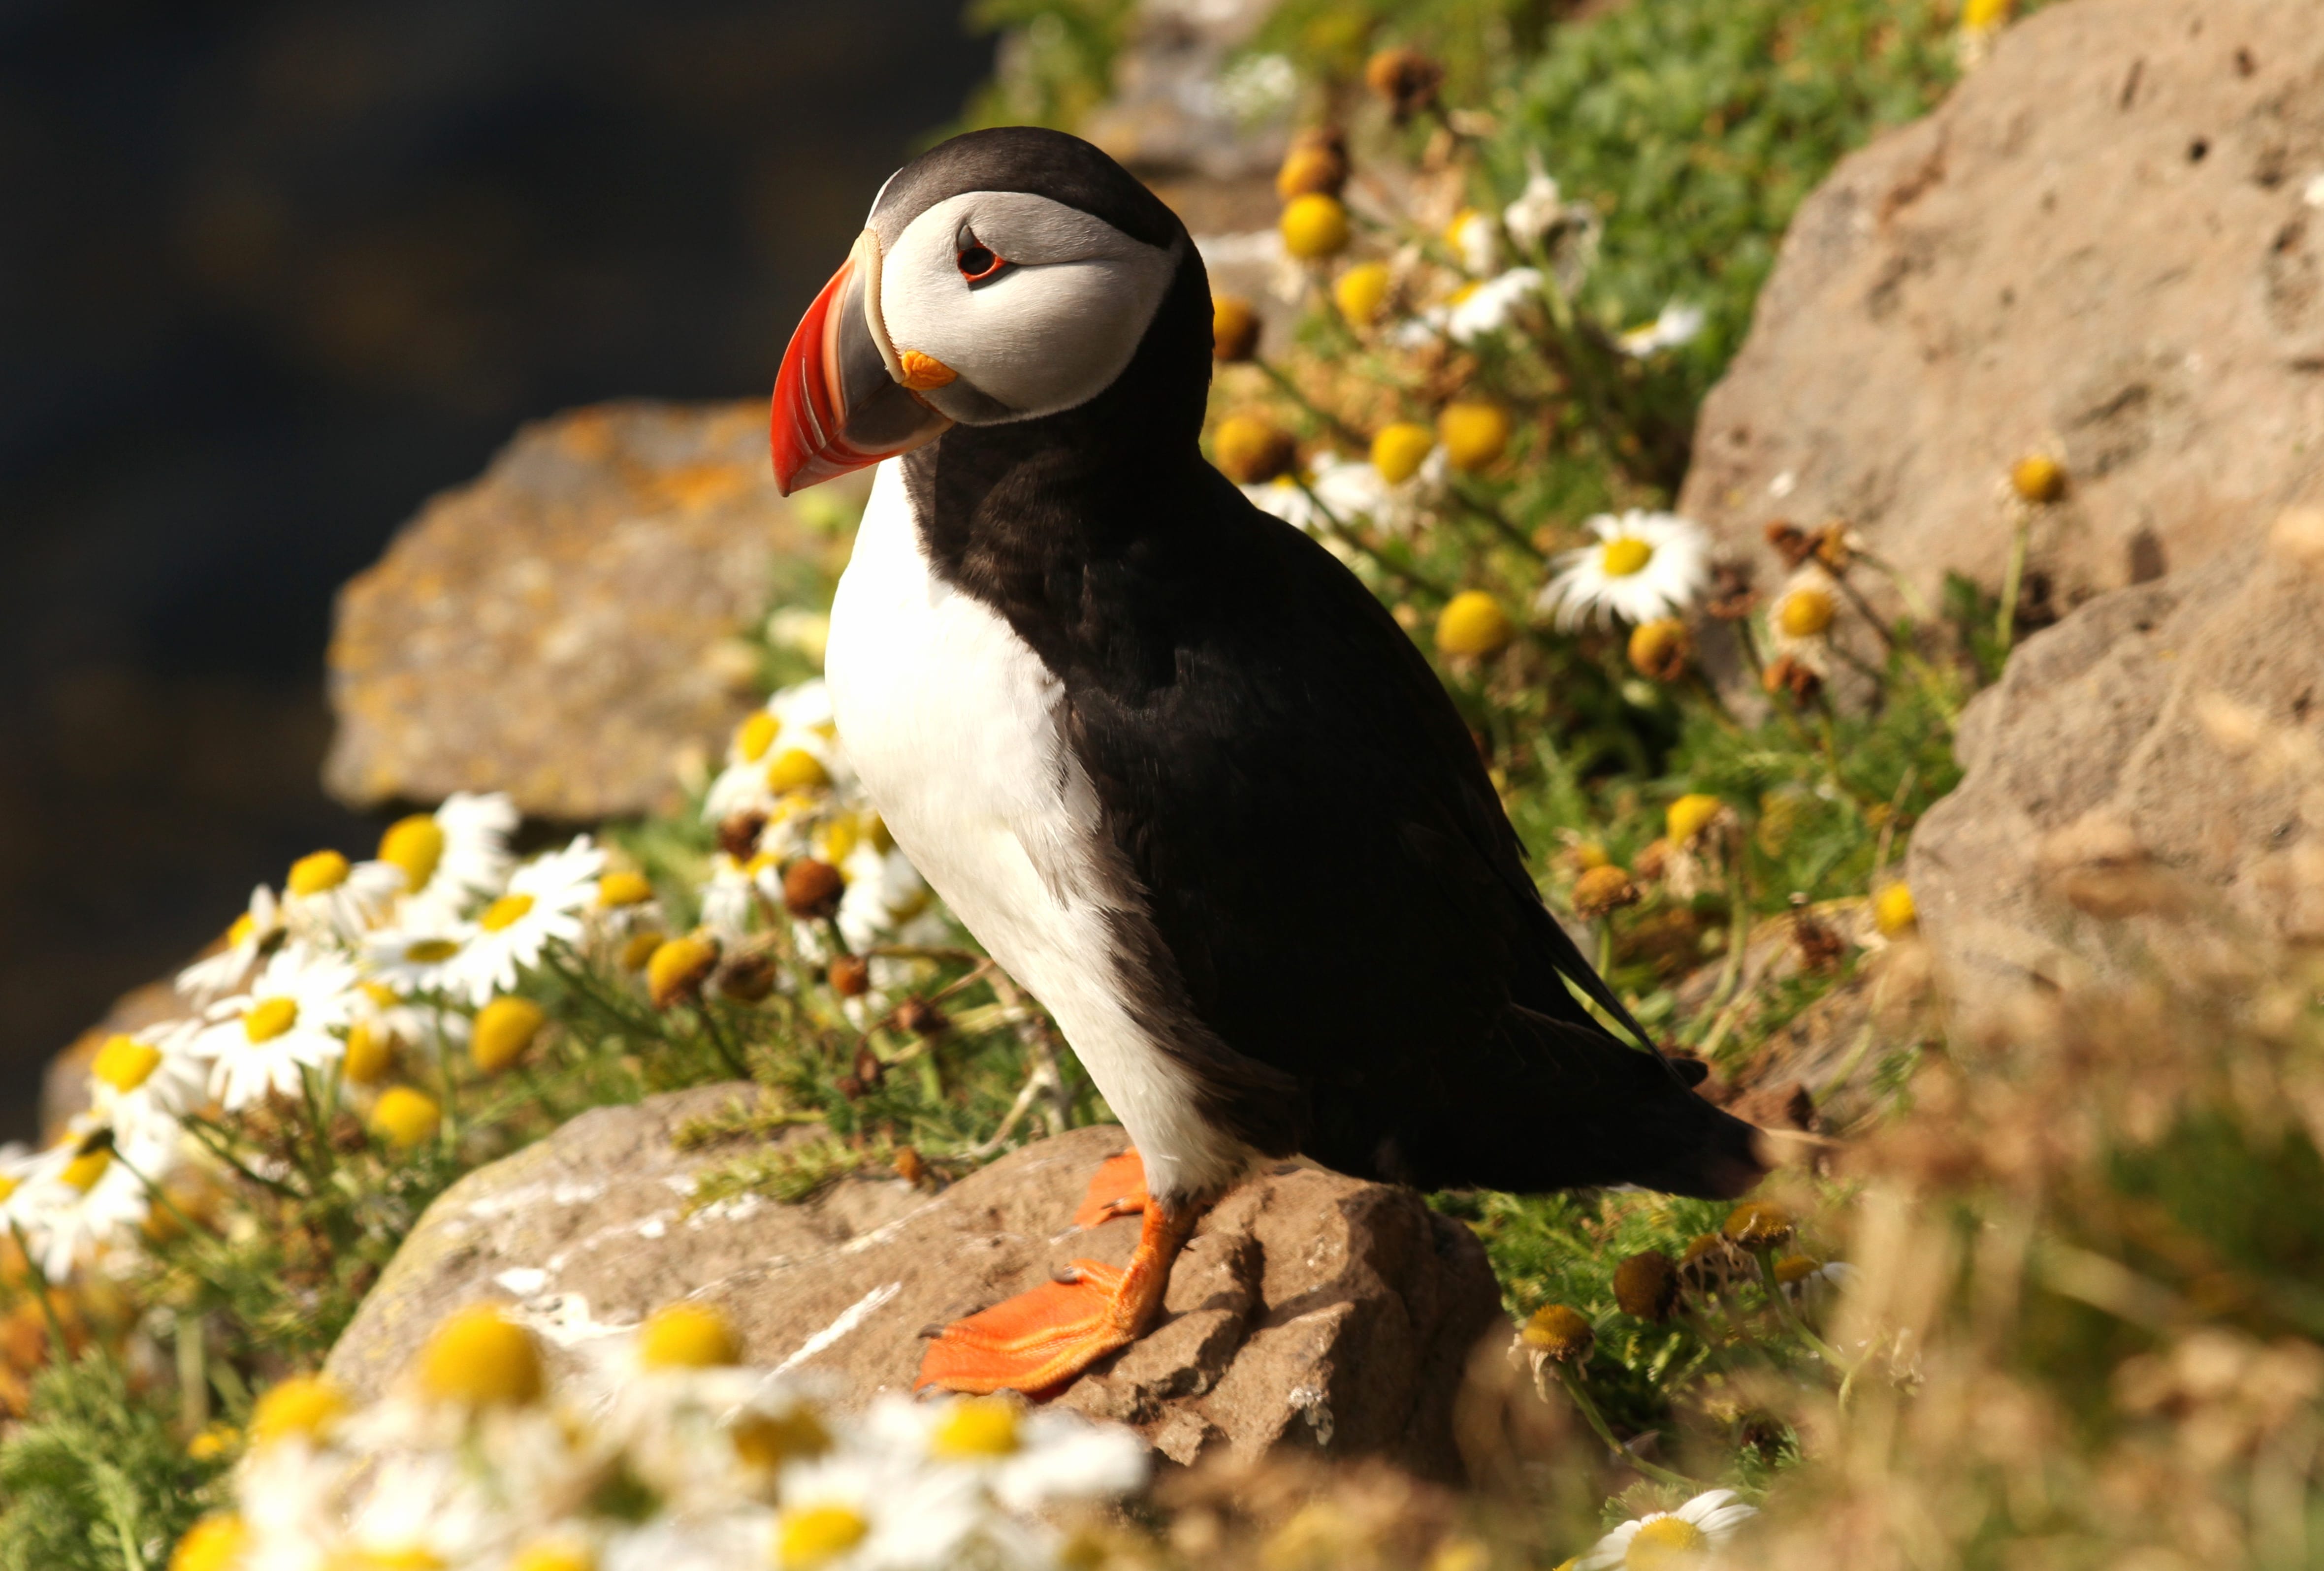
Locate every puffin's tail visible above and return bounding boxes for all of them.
[1411,1005,1767,1200]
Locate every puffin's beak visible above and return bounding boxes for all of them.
[771,229,953,494]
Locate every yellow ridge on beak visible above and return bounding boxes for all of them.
[897,350,958,390]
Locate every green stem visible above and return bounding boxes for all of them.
[1552,1360,1708,1492]
[1753,1246,1854,1373]
[179,1116,301,1200]
[1293,479,1458,602]
[1255,357,1367,449]
[8,1220,73,1363]
[696,1005,751,1080]
[1449,481,1546,561]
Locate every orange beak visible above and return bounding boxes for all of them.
[771,229,953,495]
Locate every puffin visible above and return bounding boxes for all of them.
[770,127,1765,1397]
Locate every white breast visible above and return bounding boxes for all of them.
[823,460,1249,1201]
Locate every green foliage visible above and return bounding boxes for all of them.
[1487,0,1961,383]
[0,1352,221,1571]
[961,0,1142,130]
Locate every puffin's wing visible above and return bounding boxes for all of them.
[1058,478,1699,1182]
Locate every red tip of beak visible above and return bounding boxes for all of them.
[771,259,855,496]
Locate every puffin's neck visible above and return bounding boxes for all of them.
[901,250,1214,636]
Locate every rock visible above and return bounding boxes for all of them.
[1908,516,2324,1024]
[323,401,832,821]
[327,1087,1508,1480]
[1680,0,2324,679]
[1083,0,1289,186]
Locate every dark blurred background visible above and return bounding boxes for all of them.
[0,0,994,1137]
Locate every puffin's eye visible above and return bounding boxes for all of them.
[956,235,1007,286]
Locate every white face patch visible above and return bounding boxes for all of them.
[877,190,1180,423]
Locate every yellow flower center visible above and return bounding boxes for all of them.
[1370,422,1435,486]
[0,1176,16,1204]
[766,748,831,793]
[169,1512,248,1571]
[618,930,665,971]
[865,815,893,854]
[244,996,299,1043]
[403,938,460,964]
[1875,881,1918,937]
[1626,1516,1708,1569]
[1435,591,1514,660]
[470,996,545,1075]
[287,849,352,897]
[821,816,860,868]
[736,710,780,764]
[598,870,653,908]
[334,1549,445,1571]
[250,1374,346,1447]
[1773,1255,1817,1285]
[226,912,258,948]
[1333,261,1392,325]
[1436,401,1511,472]
[637,1302,741,1369]
[1279,193,1350,260]
[343,1022,394,1086]
[94,1034,162,1093]
[1601,536,1655,577]
[419,1306,543,1407]
[185,1423,239,1461]
[778,1505,870,1569]
[732,1407,832,1471]
[479,893,535,932]
[361,981,397,1007]
[932,1396,1022,1458]
[371,1086,442,1150]
[511,1544,596,1571]
[1777,587,1836,638]
[1665,794,1722,846]
[378,815,446,892]
[61,1147,112,1192]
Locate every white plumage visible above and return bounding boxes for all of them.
[824,460,1252,1201]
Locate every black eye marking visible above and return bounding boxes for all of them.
[956,227,1008,286]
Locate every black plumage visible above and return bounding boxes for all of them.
[901,128,1761,1202]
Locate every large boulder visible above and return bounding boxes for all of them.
[327,1086,1508,1480]
[1680,0,2324,654]
[324,401,833,821]
[1907,510,2324,1023]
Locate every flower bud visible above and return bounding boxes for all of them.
[1723,1199,1794,1250]
[1435,591,1513,659]
[370,1086,441,1150]
[1570,864,1639,918]
[1666,793,1723,846]
[1280,193,1351,260]
[1212,414,1298,485]
[1275,128,1348,200]
[1776,586,1836,639]
[829,953,872,997]
[782,859,846,921]
[716,810,767,862]
[1613,1249,1680,1321]
[1364,47,1443,123]
[2011,453,2067,504]
[647,933,721,1008]
[1764,519,1813,568]
[1436,402,1511,471]
[1874,881,1918,936]
[1370,421,1434,484]
[1518,1303,1594,1362]
[894,995,949,1036]
[717,950,777,1003]
[471,996,545,1075]
[1334,261,1393,326]
[1211,296,1260,363]
[1627,618,1691,682]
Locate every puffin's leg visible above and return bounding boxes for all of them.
[1071,1147,1149,1229]
[916,1196,1194,1397]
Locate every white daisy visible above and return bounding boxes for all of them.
[1239,458,1399,549]
[1445,206,1500,276]
[6,1117,174,1281]
[699,852,765,941]
[361,911,476,997]
[1502,152,1570,253]
[86,1019,206,1149]
[703,680,855,825]
[1448,268,1545,343]
[346,979,468,1076]
[198,945,359,1110]
[379,790,519,915]
[835,841,946,955]
[1578,1488,1758,1569]
[449,836,605,1003]
[771,1452,987,1571]
[867,1395,1147,1514]
[176,884,283,1007]
[1618,300,1707,358]
[1538,511,1712,630]
[279,850,407,946]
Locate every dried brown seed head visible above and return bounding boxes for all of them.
[782,858,846,920]
[1613,1250,1680,1322]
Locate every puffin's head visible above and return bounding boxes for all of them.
[772,127,1192,494]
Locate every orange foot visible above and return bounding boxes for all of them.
[1072,1147,1149,1230]
[918,1183,1192,1397]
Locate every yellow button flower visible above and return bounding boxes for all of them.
[777,1505,870,1569]
[932,1395,1022,1457]
[1369,421,1434,485]
[470,997,545,1075]
[2011,452,2066,503]
[1776,586,1836,638]
[420,1306,544,1407]
[286,849,351,897]
[1436,401,1510,471]
[1279,193,1350,260]
[597,870,654,908]
[1211,295,1259,362]
[1874,881,1918,936]
[378,814,446,892]
[1665,793,1723,846]
[343,1022,395,1086]
[250,1374,346,1447]
[370,1087,441,1150]
[736,710,780,763]
[1434,591,1513,659]
[1212,414,1296,485]
[1333,261,1392,325]
[637,1302,741,1369]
